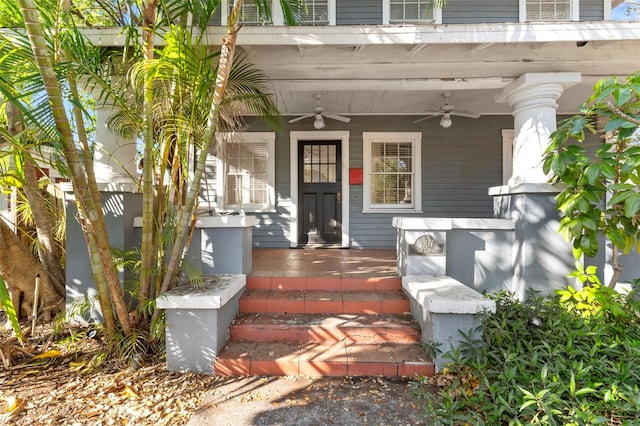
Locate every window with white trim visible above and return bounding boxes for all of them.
[216,133,275,212]
[363,132,422,213]
[383,0,439,24]
[296,0,330,25]
[223,1,272,25]
[522,0,579,21]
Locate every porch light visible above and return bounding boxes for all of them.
[440,113,452,128]
[313,113,325,129]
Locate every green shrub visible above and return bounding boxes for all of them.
[413,286,640,425]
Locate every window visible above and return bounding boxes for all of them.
[383,0,440,24]
[223,1,272,25]
[296,0,330,25]
[521,0,579,21]
[216,132,275,212]
[363,132,422,213]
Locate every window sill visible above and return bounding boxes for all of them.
[362,208,423,214]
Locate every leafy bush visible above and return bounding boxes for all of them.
[414,286,640,425]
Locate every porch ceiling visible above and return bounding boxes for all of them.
[81,22,640,117]
[241,39,639,117]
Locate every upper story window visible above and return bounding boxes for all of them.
[216,132,276,212]
[383,0,442,24]
[521,0,579,21]
[363,132,422,213]
[297,0,330,25]
[221,1,335,25]
[222,1,272,26]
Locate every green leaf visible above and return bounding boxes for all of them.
[606,229,627,250]
[608,191,633,206]
[613,87,633,106]
[581,164,601,186]
[519,399,538,410]
[604,118,630,132]
[574,387,598,396]
[0,274,22,342]
[623,193,640,218]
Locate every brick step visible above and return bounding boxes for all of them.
[239,289,410,315]
[214,340,434,378]
[230,313,421,344]
[247,274,401,291]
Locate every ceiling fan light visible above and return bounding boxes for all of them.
[313,114,325,129]
[440,113,452,128]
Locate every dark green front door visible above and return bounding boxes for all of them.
[298,140,342,246]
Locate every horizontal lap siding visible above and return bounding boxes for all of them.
[336,0,383,25]
[443,0,520,23]
[252,130,292,247]
[580,0,604,21]
[233,115,509,248]
[348,116,508,248]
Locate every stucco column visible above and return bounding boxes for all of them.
[93,100,138,192]
[496,72,581,184]
[489,72,582,299]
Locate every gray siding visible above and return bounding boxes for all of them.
[580,0,604,21]
[252,129,293,247]
[336,0,383,25]
[443,0,520,23]
[244,115,509,249]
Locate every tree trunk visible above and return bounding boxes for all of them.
[6,101,66,296]
[17,0,132,335]
[0,217,63,318]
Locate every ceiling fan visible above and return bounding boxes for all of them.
[288,93,351,129]
[414,92,481,128]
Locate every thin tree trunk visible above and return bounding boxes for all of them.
[138,0,160,307]
[608,248,623,288]
[155,0,243,305]
[5,101,65,295]
[17,0,132,335]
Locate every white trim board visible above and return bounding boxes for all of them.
[289,130,350,248]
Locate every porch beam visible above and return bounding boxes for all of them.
[74,22,640,47]
[469,43,494,53]
[269,77,513,92]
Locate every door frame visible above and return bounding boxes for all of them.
[289,131,350,248]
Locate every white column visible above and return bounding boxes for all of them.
[93,101,138,192]
[496,72,581,185]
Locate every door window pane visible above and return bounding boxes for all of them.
[303,142,338,183]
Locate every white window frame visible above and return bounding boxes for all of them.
[383,0,443,24]
[519,0,579,22]
[223,0,336,25]
[221,0,273,25]
[502,129,514,185]
[363,132,422,214]
[216,132,276,213]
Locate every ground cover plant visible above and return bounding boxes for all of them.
[414,283,640,425]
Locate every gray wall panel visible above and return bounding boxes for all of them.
[336,0,383,25]
[580,0,605,21]
[443,0,520,23]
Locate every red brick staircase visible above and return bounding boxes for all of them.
[214,273,434,377]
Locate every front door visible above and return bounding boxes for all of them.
[298,140,342,247]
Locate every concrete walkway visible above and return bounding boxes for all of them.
[187,375,430,425]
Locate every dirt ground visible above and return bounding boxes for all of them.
[1,323,432,425]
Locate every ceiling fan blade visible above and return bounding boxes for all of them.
[288,114,314,124]
[324,113,351,123]
[450,111,481,119]
[413,114,440,124]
